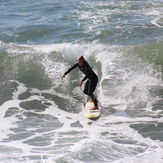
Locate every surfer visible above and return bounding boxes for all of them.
[61,56,98,110]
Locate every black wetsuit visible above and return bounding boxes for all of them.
[64,62,98,107]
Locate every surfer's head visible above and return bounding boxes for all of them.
[77,56,85,66]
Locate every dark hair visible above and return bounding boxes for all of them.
[78,56,85,61]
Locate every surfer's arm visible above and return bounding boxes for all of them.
[63,63,78,76]
[81,75,88,82]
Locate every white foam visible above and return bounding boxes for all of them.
[12,81,28,100]
[0,99,20,141]
[151,17,163,28]
[33,43,85,58]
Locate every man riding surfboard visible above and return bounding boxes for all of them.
[61,56,98,110]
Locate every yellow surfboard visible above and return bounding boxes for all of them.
[84,99,103,120]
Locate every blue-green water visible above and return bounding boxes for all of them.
[0,0,163,162]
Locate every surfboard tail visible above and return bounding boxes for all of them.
[84,100,103,120]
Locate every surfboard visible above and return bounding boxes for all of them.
[84,99,103,120]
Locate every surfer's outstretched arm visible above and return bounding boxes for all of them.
[61,63,78,79]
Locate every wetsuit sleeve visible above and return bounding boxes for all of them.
[81,75,88,82]
[64,63,78,76]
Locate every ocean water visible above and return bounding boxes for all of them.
[0,0,163,162]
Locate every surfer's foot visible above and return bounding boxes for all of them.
[90,106,98,110]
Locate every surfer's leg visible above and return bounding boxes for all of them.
[91,78,98,109]
[84,80,96,104]
[83,80,90,95]
[90,94,98,107]
[84,78,98,109]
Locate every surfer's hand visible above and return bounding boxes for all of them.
[79,81,83,87]
[61,74,65,80]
